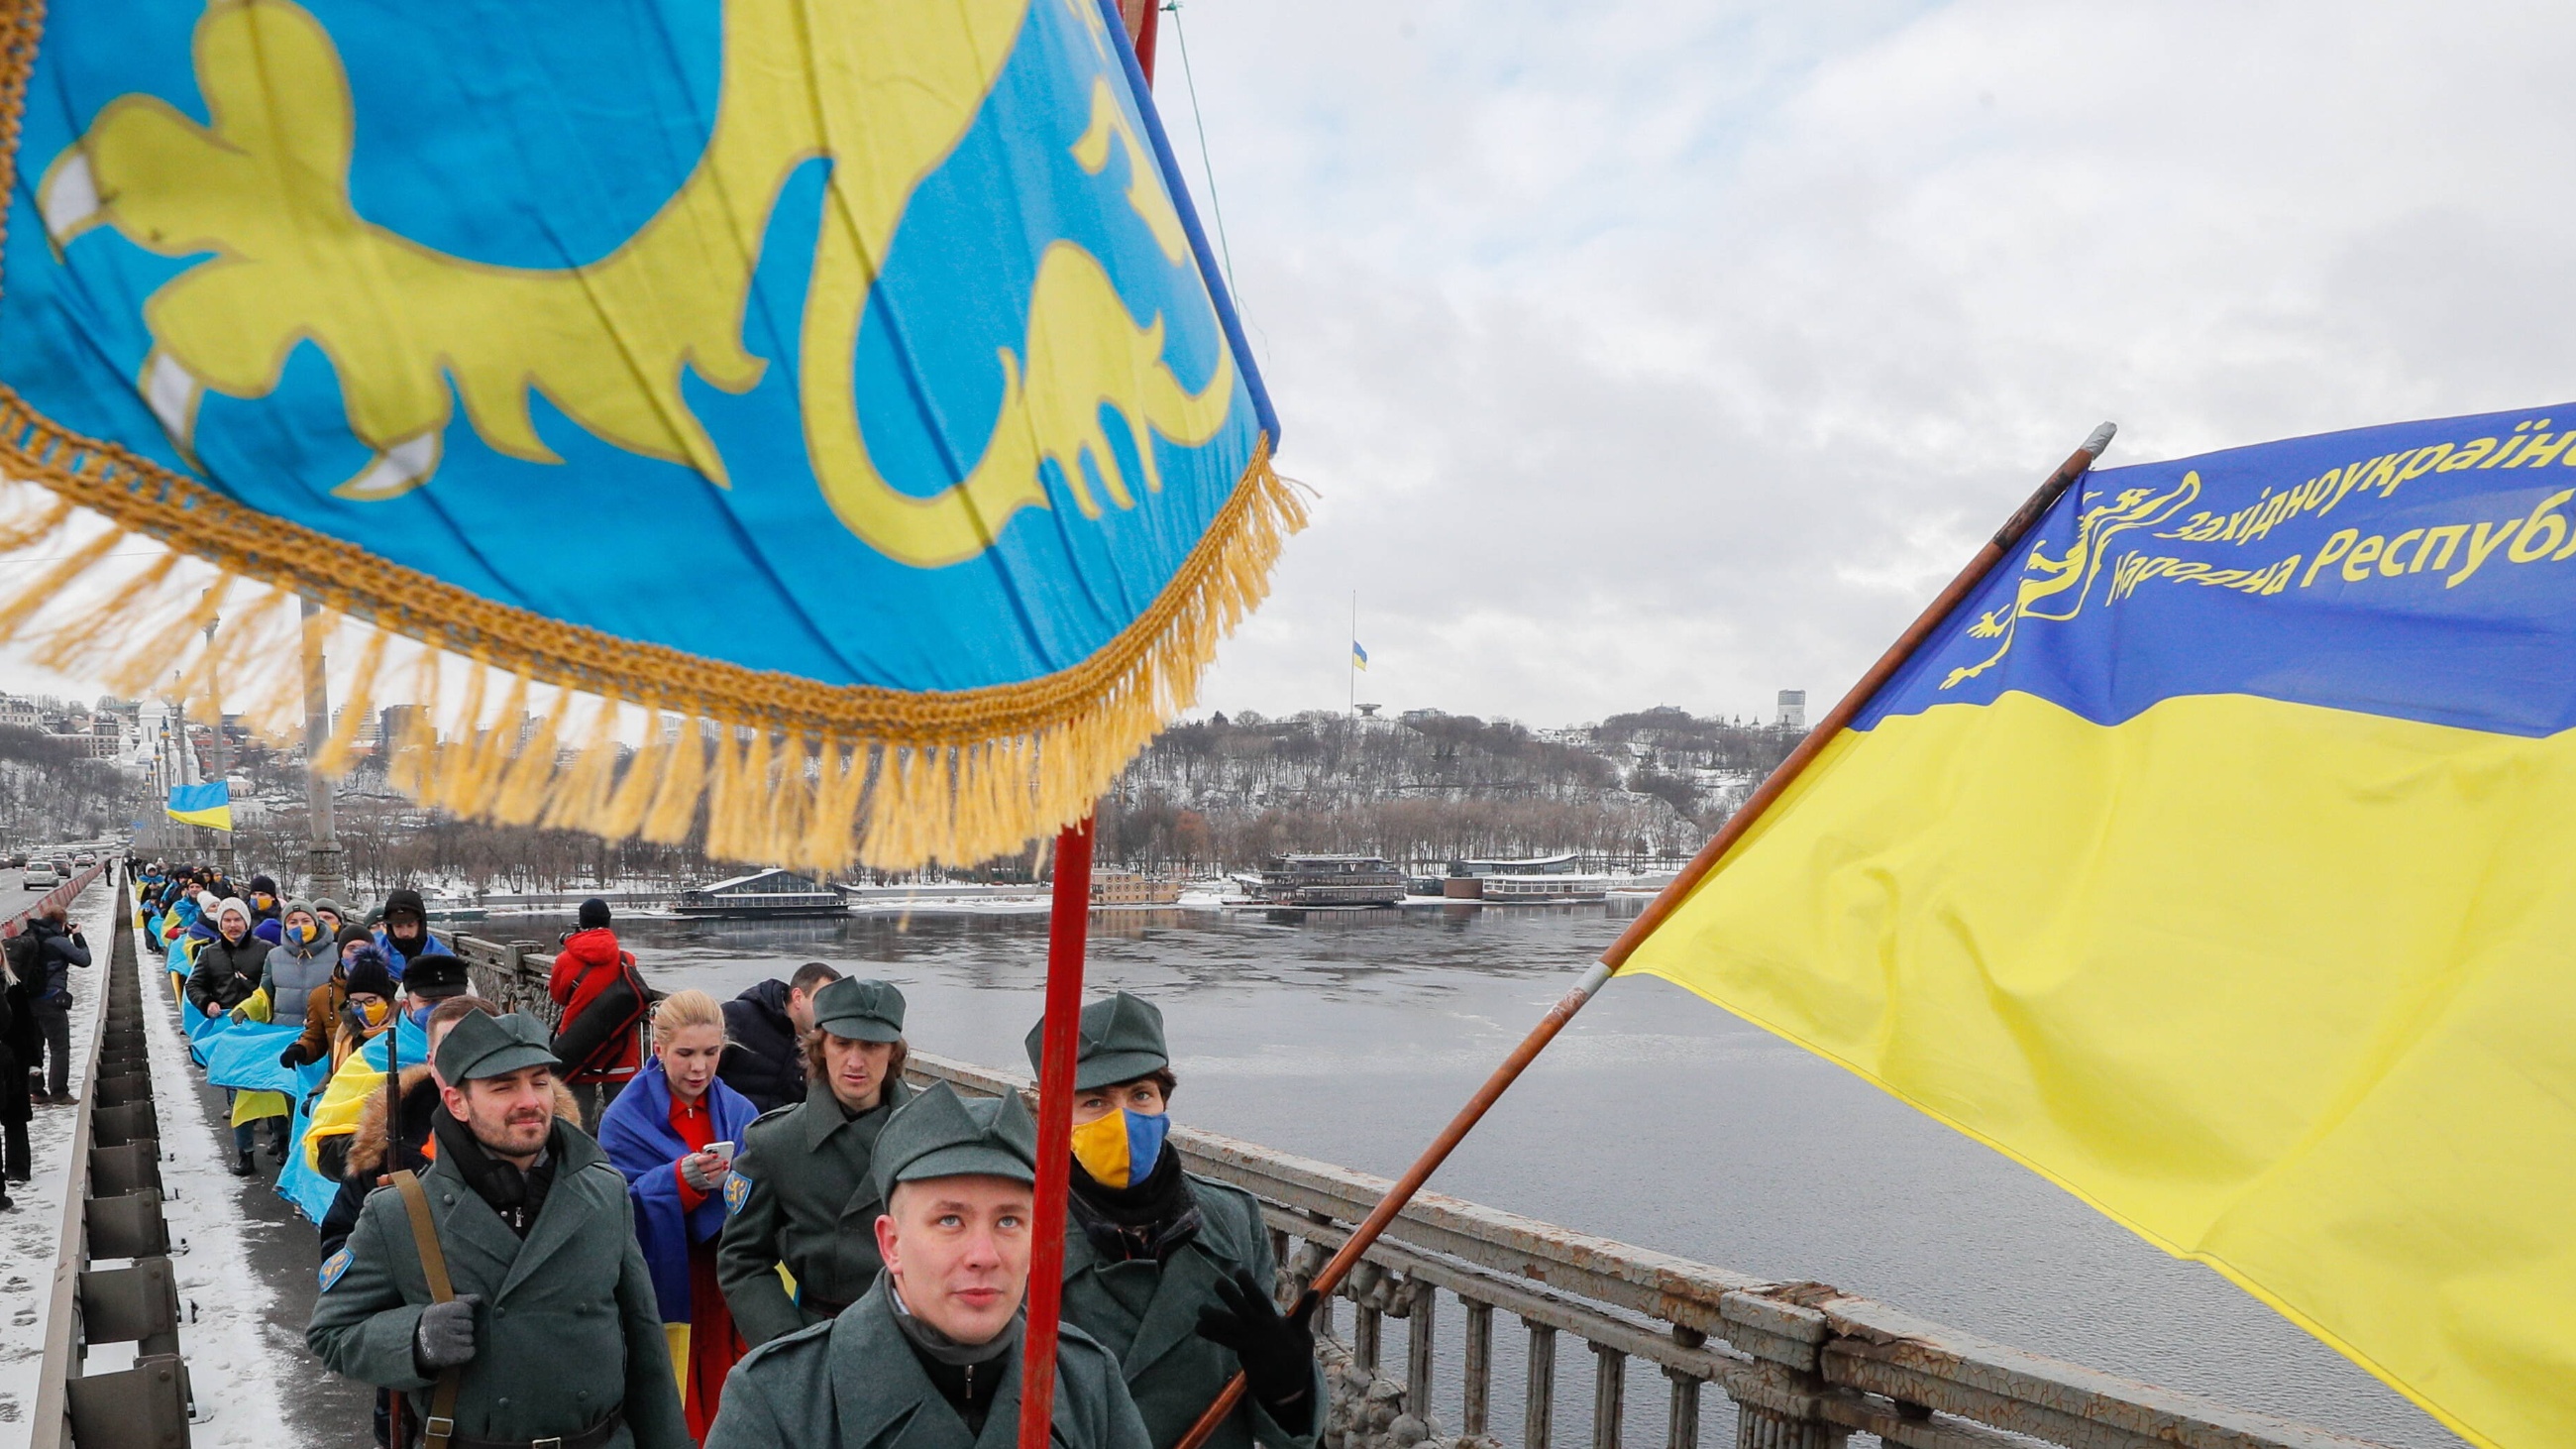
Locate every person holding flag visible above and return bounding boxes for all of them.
[1028,994,1320,1449]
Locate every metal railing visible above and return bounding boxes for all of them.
[30,871,195,1449]
[444,935,2391,1449]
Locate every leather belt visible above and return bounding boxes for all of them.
[445,1407,623,1449]
[801,1290,854,1317]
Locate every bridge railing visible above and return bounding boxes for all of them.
[31,870,196,1449]
[441,935,2393,1449]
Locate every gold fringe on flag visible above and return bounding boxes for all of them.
[0,421,1311,869]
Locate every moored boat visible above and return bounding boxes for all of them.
[1252,853,1406,907]
[673,866,852,918]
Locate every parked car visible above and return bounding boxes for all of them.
[23,863,58,889]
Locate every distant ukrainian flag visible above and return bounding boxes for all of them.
[1351,640,1369,670]
[165,781,231,832]
[1623,404,2576,1449]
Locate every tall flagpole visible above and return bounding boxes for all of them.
[1347,591,1356,713]
[1169,423,2120,1449]
[1019,10,1153,1449]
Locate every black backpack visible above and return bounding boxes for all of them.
[3,930,38,986]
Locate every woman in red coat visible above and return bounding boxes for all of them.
[547,897,649,1129]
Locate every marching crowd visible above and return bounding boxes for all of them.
[125,859,1321,1449]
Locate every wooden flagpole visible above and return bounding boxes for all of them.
[1169,422,2119,1449]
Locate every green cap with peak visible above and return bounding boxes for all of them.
[873,1081,1038,1199]
[810,976,907,1044]
[1024,989,1169,1091]
[434,1010,559,1084]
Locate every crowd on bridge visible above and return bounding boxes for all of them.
[123,857,1323,1449]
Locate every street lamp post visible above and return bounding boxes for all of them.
[203,598,232,875]
[299,597,347,903]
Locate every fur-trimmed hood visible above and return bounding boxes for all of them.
[345,1064,583,1176]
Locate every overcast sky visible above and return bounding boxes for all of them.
[1157,0,2576,726]
[6,2,2571,733]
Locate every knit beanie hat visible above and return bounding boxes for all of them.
[578,897,612,930]
[345,947,395,999]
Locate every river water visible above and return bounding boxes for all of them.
[523,899,2457,1449]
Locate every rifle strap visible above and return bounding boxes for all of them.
[393,1170,464,1449]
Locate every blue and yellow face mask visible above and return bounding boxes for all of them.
[1071,1107,1170,1189]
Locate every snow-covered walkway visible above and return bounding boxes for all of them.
[119,916,303,1447]
[0,878,107,1436]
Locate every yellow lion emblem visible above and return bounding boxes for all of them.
[1941,472,2201,690]
[38,0,1232,568]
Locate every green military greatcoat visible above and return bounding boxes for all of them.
[716,1074,914,1345]
[306,1121,689,1449]
[706,1278,1153,1449]
[1059,1173,1325,1449]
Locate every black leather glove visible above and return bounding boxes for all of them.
[1195,1270,1314,1431]
[415,1294,481,1373]
[278,1042,309,1068]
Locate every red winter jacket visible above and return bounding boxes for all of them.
[547,928,647,1085]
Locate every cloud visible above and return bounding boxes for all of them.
[1165,0,2576,724]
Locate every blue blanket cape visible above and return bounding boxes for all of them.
[203,1022,321,1096]
[597,1057,759,1323]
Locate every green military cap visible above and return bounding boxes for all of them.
[874,1081,1038,1199]
[809,976,906,1043]
[1022,989,1169,1091]
[434,1010,560,1083]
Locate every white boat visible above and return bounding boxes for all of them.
[675,867,852,918]
[1477,873,1615,903]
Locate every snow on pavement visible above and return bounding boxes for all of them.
[0,880,105,1438]
[103,917,301,1448]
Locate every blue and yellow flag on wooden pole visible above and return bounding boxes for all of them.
[1624,404,2576,1449]
[0,0,1293,869]
[165,780,230,832]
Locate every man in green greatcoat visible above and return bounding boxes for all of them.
[1028,993,1324,1449]
[716,975,914,1345]
[706,1081,1153,1449]
[308,1011,688,1449]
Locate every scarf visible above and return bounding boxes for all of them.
[1067,1145,1202,1263]
[891,1282,1021,1435]
[431,1110,558,1237]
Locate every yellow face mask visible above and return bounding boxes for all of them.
[355,997,391,1029]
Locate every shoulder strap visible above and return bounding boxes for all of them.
[391,1170,464,1449]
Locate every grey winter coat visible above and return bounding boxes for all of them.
[260,930,338,1020]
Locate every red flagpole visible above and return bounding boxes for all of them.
[1019,815,1095,1449]
[1024,15,1147,1443]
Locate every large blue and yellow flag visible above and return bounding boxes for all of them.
[1624,404,2576,1449]
[164,780,230,831]
[0,0,1290,868]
